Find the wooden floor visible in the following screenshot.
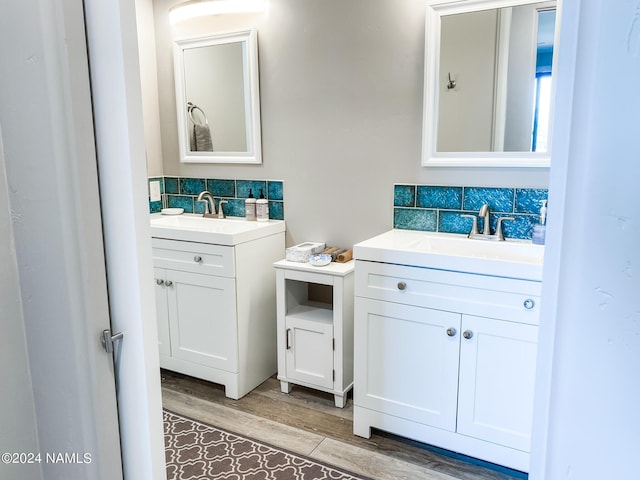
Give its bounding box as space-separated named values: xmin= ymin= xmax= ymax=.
xmin=160 ymin=370 xmax=526 ymax=480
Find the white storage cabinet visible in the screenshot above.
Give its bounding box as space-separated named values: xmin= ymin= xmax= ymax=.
xmin=353 ymin=260 xmax=540 ymax=472
xmin=273 ymin=260 xmax=354 ymax=408
xmin=153 ymin=232 xmax=284 ymax=399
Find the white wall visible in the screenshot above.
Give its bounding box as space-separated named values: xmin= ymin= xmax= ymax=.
xmin=438 ymin=10 xmax=498 ymax=152
xmin=145 ymin=0 xmax=549 ymax=248
xmin=183 ymin=41 xmax=247 ymax=151
xmin=531 ymin=0 xmax=640 ymax=477
xmin=0 ymin=132 xmax=42 ymax=480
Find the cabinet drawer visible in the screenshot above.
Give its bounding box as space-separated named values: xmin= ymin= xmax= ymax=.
xmin=152 ymin=238 xmax=235 ymax=277
xmin=355 ymin=260 xmax=541 ymax=325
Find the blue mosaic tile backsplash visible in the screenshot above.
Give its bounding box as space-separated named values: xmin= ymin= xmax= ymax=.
xmin=394 ymin=184 xmax=548 ymax=240
xmin=148 ymin=176 xmax=285 ymax=221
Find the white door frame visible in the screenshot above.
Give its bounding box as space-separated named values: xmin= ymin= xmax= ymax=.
xmin=83 ymin=0 xmax=167 ymax=478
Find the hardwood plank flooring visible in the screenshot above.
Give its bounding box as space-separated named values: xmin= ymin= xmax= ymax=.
xmin=160 ymin=370 xmax=526 ymax=480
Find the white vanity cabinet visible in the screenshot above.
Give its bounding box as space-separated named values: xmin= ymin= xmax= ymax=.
xmin=353 ymin=259 xmax=541 ymax=472
xmin=152 ymin=229 xmax=284 ymax=400
xmin=273 ymin=260 xmax=354 ymax=408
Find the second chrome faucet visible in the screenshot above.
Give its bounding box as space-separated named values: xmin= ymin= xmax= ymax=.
xmin=197 ymin=190 xmax=228 ymax=219
xmin=461 ymin=204 xmax=514 ymax=241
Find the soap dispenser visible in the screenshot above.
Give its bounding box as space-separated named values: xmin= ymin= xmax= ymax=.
xmin=245 ymin=189 xmax=256 ymax=221
xmin=532 ymin=200 xmax=547 ymax=245
xmin=256 ymin=189 xmax=269 ymax=222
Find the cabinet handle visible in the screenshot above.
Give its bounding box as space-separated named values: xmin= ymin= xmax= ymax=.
xmin=397 ymin=281 xmax=407 ymax=291
xmin=523 ymin=298 xmax=535 ymax=310
xmin=155 ymin=278 xmax=165 ymax=286
xmin=285 ymin=329 xmax=292 ymax=349
xmin=463 ymin=330 xmax=473 ymax=340
xmin=446 ymin=327 xmax=457 ymax=337
xmin=165 ymin=280 xmax=173 ymax=287
xmin=194 ymin=255 xmax=203 ymax=263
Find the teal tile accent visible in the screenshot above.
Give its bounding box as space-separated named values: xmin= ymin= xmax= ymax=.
xmin=167 ymin=195 xmax=194 ymax=213
xmin=164 ymin=177 xmax=179 ymax=194
xmin=208 ymin=179 xmax=236 ymax=197
xmin=515 ymin=188 xmax=548 ymax=214
xmin=225 ymin=199 xmax=246 ymax=217
xmin=494 ymin=214 xmax=538 ymax=239
xmin=417 ymin=186 xmax=463 ymax=210
xmin=463 ymin=187 xmax=514 ymax=213
xmin=267 ymin=181 xmax=284 ymax=200
xmin=150 ymin=176 xmax=285 ymax=220
xmin=194 ymin=199 xmax=207 ymax=214
xmin=394 ymin=208 xmax=437 ymax=231
xmin=180 ymin=177 xmax=205 ymax=195
xmin=149 ymin=201 xmax=162 ymax=213
xmin=269 ymin=201 xmax=284 ymax=220
xmin=237 ymin=180 xmax=267 ymax=199
xmin=394 ymin=185 xmax=416 ymax=207
xmin=438 ymin=211 xmax=473 ymax=235
xmin=391 ymin=184 xmax=547 ymax=240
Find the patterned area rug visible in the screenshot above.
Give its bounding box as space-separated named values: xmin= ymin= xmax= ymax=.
xmin=164 ymin=409 xmax=372 ymax=480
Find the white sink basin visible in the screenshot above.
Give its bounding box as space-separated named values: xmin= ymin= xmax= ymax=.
xmin=354 ymin=229 xmax=544 ymax=281
xmin=150 ymin=213 xmax=285 ymax=245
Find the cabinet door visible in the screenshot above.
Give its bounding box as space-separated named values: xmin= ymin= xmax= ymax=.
xmin=166 ymin=269 xmax=238 ymax=372
xmin=154 ymin=268 xmax=171 ymax=357
xmin=457 ymin=315 xmax=538 ymax=452
xmin=285 ymin=316 xmax=334 ymax=389
xmin=354 ymin=298 xmax=461 ymax=431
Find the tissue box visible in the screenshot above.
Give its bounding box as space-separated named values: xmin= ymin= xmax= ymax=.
xmin=285 ymin=242 xmax=326 ymax=263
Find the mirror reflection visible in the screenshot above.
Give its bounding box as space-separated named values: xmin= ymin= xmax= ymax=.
xmin=174 ymin=30 xmax=262 ymax=164
xmin=437 ymin=4 xmax=556 ymax=153
xmin=423 ymin=0 xmax=558 ymax=167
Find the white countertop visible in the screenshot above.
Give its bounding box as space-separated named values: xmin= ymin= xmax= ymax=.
xmin=353 ymin=229 xmax=544 ymax=281
xmin=273 ymin=258 xmax=354 ymax=276
xmin=150 ymin=213 xmax=285 ymax=246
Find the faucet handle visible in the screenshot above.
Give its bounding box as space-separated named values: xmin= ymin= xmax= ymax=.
xmin=496 ymin=217 xmax=515 ymax=241
xmin=217 ymin=200 xmax=228 ymax=219
xmin=460 ymin=214 xmax=479 ymax=237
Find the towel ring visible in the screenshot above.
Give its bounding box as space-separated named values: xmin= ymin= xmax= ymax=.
xmin=187 ymin=102 xmax=208 ymax=126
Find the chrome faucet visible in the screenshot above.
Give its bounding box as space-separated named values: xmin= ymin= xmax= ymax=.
xmin=461 ymin=204 xmax=514 ymax=241
xmin=479 ymin=204 xmax=491 ymax=235
xmin=196 ymin=191 xmax=227 ymax=219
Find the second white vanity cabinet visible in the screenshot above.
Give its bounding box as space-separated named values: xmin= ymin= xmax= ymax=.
xmin=151 ymin=218 xmax=285 ymax=400
xmin=353 ymin=258 xmax=541 ymax=472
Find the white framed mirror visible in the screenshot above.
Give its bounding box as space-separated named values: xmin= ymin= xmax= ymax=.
xmin=174 ymin=29 xmax=262 ymax=164
xmin=422 ymin=0 xmax=558 ymax=167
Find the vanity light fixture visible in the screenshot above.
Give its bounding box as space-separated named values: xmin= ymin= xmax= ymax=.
xmin=169 ymin=0 xmax=266 ymax=24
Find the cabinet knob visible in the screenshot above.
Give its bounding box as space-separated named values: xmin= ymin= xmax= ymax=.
xmin=446 ymin=327 xmax=457 ymax=337
xmin=165 ymin=280 xmax=173 ymax=287
xmin=463 ymin=330 xmax=473 ymax=340
xmin=523 ymin=298 xmax=535 ymax=310
xmin=155 ymin=278 xmax=165 ymax=286
xmin=194 ymin=255 xmax=203 ymax=263
xmin=397 ymin=281 xmax=407 ymax=291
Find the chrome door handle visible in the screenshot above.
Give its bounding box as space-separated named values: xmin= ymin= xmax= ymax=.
xmin=165 ymin=280 xmax=173 ymax=287
xmin=194 ymin=255 xmax=203 ymax=263
xmin=397 ymin=281 xmax=407 ymax=291
xmin=463 ymin=330 xmax=473 ymax=340
xmin=446 ymin=327 xmax=457 ymax=337
xmin=156 ymin=278 xmax=165 ymax=286
xmin=523 ymin=298 xmax=535 ymax=310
